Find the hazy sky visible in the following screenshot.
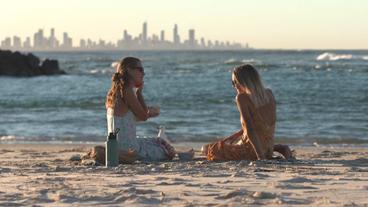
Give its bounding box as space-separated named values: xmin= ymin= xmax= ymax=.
xmin=1 ymin=0 xmax=367 ymax=49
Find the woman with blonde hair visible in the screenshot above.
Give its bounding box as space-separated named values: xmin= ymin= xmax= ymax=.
xmin=103 ymin=57 xmax=176 ymax=162
xmin=203 ymin=64 xmax=292 ymax=161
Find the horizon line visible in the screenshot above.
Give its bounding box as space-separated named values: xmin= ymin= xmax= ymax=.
xmin=2 ymin=48 xmax=368 ymax=52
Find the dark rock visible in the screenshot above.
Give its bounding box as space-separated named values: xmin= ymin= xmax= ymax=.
xmin=40 ymin=59 xmax=65 ymax=75
xmin=26 ymin=53 xmax=41 ymax=74
xmin=0 ymin=50 xmax=66 ymax=77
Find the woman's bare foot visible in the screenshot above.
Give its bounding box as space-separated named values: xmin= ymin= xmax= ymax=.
xmin=201 ymin=144 xmax=210 ymax=156
xmin=177 ymin=149 xmax=194 ymax=161
xmin=273 ymin=144 xmax=293 ymax=159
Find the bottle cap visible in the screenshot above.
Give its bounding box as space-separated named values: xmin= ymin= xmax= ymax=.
xmin=108 ymin=132 xmax=116 ymax=140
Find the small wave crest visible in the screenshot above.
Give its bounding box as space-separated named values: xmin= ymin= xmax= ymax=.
xmin=89 ymin=68 xmax=114 ymax=75
xmin=316 ymin=52 xmax=368 ymax=61
xmin=0 ymin=135 xmax=19 ymax=141
xmin=224 ymin=58 xmax=259 ymax=65
xmin=0 ymin=135 xmax=103 ymax=143
xmin=85 ymin=56 xmax=115 ymax=62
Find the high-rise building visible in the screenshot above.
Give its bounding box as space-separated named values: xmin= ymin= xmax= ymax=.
xmin=62 ymin=32 xmax=72 ymax=48
xmin=63 ymin=32 xmax=68 ymax=47
xmin=87 ymin=39 xmax=93 ymax=48
xmin=124 ymin=30 xmax=129 ymax=41
xmin=80 ymin=39 xmax=86 ymax=48
xmin=215 ymin=40 xmax=219 ymax=48
xmin=49 ymin=28 xmax=58 ymax=48
xmin=33 ymin=29 xmax=45 ymax=49
xmin=123 ymin=30 xmax=132 ymax=43
xmin=200 ymin=38 xmax=206 ymax=48
xmin=1 ymin=37 xmax=11 ymax=48
xmin=142 ymin=22 xmax=147 ymax=45
xmin=188 ymin=29 xmax=195 ymax=47
xmin=13 ymin=36 xmax=22 ymax=48
xmin=98 ymin=39 xmax=105 ymax=48
xmin=23 ymin=37 xmax=31 ymax=49
xmin=173 ymin=24 xmax=180 ymax=45
xmin=160 ymin=30 xmax=165 ymax=42
xmin=207 ymin=40 xmax=213 ymax=48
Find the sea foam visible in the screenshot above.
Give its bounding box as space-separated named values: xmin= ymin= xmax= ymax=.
xmin=316 ymin=52 xmax=368 ymax=61
xmin=224 ymin=58 xmax=259 ymax=65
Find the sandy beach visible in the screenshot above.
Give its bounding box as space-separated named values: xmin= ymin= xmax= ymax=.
xmin=0 ymin=143 xmax=367 ymax=206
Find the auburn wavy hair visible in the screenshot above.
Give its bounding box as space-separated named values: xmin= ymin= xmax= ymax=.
xmin=105 ymin=57 xmax=141 ymax=108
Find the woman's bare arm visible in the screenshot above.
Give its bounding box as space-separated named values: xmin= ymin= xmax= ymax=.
xmin=136 ymin=86 xmax=148 ymax=113
xmin=124 ymin=88 xmax=149 ymax=121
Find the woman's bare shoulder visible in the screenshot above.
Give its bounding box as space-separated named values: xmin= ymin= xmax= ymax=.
xmin=236 ymin=93 xmax=252 ymax=104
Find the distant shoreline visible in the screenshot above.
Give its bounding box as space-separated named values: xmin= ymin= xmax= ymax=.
xmin=5 ymin=48 xmax=367 ymax=52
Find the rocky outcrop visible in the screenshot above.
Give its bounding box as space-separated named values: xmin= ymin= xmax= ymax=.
xmin=0 ymin=50 xmax=66 ymax=77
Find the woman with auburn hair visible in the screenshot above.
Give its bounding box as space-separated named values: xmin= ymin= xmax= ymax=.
xmin=103 ymin=57 xmax=175 ymax=162
xmin=202 ymin=64 xmax=292 ymax=161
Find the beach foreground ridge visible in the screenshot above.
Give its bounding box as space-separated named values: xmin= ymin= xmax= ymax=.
xmin=0 ymin=143 xmax=367 ymax=206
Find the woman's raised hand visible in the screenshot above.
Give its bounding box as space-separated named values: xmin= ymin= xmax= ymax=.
xmin=148 ymin=106 xmax=160 ymax=117
xmin=136 ymin=81 xmax=144 ymax=94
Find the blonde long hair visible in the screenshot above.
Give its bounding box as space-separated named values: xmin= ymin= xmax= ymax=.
xmin=233 ymin=64 xmax=269 ymax=107
xmin=105 ymin=57 xmax=141 ymax=108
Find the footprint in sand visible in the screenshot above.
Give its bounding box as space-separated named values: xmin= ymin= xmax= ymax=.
xmin=0 ymin=167 xmax=11 ymax=173
xmin=0 ymin=149 xmax=15 ymax=154
xmin=282 ymin=177 xmax=315 ymax=183
xmin=275 ymin=183 xmax=318 ymax=190
xmin=255 ymin=172 xmax=270 ymax=179
xmin=123 ymin=187 xmax=157 ymax=195
xmin=184 ymin=183 xmax=201 ymax=187
xmin=252 ymin=191 xmax=277 ymax=199
xmin=124 ymin=196 xmax=162 ymax=205
xmin=215 ymin=190 xmax=249 ymax=199
xmin=274 ymin=197 xmax=313 ymax=205
xmin=216 ymin=190 xmax=278 ymax=200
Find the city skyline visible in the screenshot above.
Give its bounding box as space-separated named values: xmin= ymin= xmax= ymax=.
xmin=0 ymin=22 xmax=249 ymax=51
xmin=0 ymin=0 xmax=367 ymax=49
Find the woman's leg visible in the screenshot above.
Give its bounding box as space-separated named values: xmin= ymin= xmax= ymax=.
xmin=202 ymin=132 xmax=243 ymax=156
xmin=156 ymin=138 xmax=176 ymax=160
xmin=82 ymin=145 xmax=106 ymax=165
xmin=119 ymin=149 xmax=138 ymax=164
xmin=82 ymin=146 xmax=138 ymax=165
xmin=206 ymin=140 xmax=258 ymax=161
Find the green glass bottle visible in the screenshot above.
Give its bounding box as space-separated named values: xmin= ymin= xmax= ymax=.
xmin=105 ymin=128 xmax=119 ymax=167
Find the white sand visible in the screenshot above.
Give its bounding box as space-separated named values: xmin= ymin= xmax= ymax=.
xmin=0 ymin=143 xmax=367 ymax=206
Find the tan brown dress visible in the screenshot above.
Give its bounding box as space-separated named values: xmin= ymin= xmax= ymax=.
xmin=207 ymin=90 xmax=276 ymax=161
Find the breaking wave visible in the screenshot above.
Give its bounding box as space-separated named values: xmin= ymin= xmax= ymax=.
xmin=316 ymin=52 xmax=368 ymax=61
xmin=224 ymin=58 xmax=259 ymax=65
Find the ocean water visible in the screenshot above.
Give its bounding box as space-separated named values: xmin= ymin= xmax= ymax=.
xmin=0 ymin=50 xmax=367 ymax=144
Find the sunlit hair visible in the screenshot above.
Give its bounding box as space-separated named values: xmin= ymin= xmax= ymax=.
xmin=105 ymin=57 xmax=141 ymax=108
xmin=233 ymin=64 xmax=269 ymax=107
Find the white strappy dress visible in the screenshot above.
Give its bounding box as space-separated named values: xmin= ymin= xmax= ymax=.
xmin=107 ymin=110 xmax=170 ymax=161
